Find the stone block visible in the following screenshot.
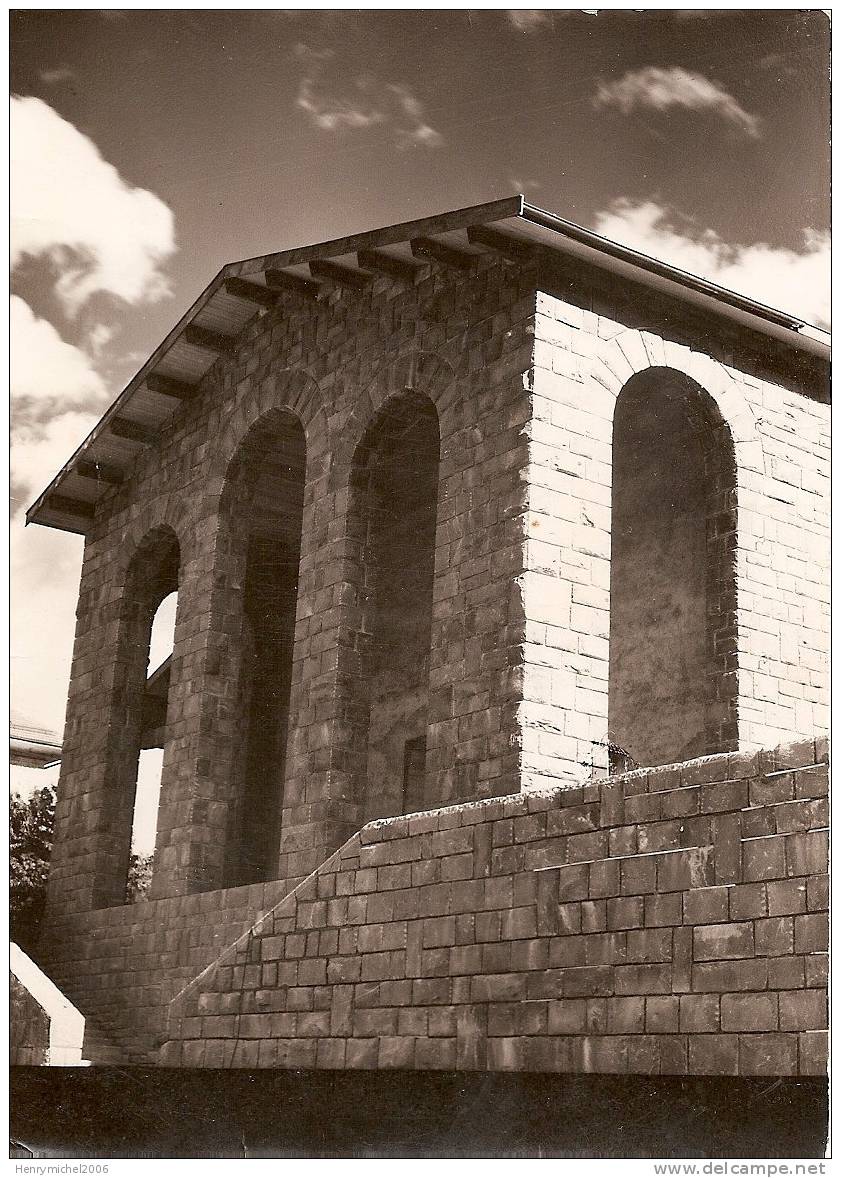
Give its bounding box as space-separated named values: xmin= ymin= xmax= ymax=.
xmin=692 ymin=960 xmax=768 ymax=993
xmin=754 ymin=916 xmax=794 ymax=957
xmin=767 ymin=957 xmax=805 ymax=991
xmin=644 ymin=893 xmax=682 ymax=928
xmin=742 ymin=837 xmax=786 ymax=882
xmin=606 ymin=996 xmax=645 ymax=1034
xmin=683 ymin=886 xmax=730 ymax=925
xmin=613 ymin=964 xmax=672 ymax=995
xmin=778 ymin=989 xmax=827 ymax=1031
xmin=728 ymin=883 xmax=767 ymax=921
xmin=738 ymin=1033 xmax=798 ymax=1075
xmin=688 ymin=1035 xmax=739 ymax=1076
xmin=645 ymin=996 xmax=679 ymax=1033
xmin=798 ymin=1031 xmax=828 ymax=1075
xmin=679 ymin=995 xmax=720 ymax=1033
xmin=720 ymin=993 xmax=778 ymax=1032
xmin=693 ymin=922 xmax=754 ymax=961
xmin=563 ymin=966 xmax=615 ymax=998
xmin=794 ymin=913 xmax=828 ymax=954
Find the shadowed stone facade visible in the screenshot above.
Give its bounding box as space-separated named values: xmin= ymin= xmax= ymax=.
xmin=30 ymin=199 xmax=828 ymax=1072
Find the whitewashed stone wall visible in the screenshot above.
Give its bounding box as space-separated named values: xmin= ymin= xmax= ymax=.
xmin=519 ymin=292 xmax=829 ymax=790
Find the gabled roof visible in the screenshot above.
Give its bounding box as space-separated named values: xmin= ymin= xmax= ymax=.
xmin=26 ymin=195 xmax=830 ymax=535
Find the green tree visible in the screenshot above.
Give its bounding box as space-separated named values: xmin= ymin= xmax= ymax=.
xmin=125 ymin=852 xmax=155 ymax=903
xmin=10 ymin=787 xmax=156 ymax=951
xmin=10 ymin=786 xmax=56 ymax=953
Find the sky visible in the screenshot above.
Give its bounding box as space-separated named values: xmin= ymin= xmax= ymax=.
xmin=9 ymin=8 xmax=830 ymax=847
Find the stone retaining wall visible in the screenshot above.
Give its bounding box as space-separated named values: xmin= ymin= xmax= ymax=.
xmin=159 ymin=737 xmax=828 ymax=1075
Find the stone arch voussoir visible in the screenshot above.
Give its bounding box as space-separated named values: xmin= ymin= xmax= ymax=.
xmin=600 ymin=329 xmax=766 ymax=478
xmin=113 ymin=495 xmax=194 ymax=594
xmin=329 ymin=350 xmax=456 ymax=492
xmin=205 ymin=368 xmax=327 ymax=515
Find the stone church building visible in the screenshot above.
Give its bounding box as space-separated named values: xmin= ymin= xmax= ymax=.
xmin=28 ymin=197 xmax=829 ymax=1075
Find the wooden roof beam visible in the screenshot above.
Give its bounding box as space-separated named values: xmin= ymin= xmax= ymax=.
xmin=146 ymin=373 xmax=199 ymax=401
xmin=183 ymin=324 xmax=237 ymax=354
xmin=223 ymin=276 xmax=279 ymax=308
xmin=75 ymin=460 xmax=124 ymax=486
xmin=356 ymin=249 xmax=427 ymax=285
xmin=309 ymin=259 xmax=373 ymax=290
xmin=45 ymin=494 xmax=95 ymax=521
xmin=109 ymin=417 xmax=158 ymax=445
xmin=410 ymin=236 xmax=480 ymax=271
xmin=467 ymin=224 xmax=537 ymax=262
xmin=264 ymin=268 xmax=323 ymax=300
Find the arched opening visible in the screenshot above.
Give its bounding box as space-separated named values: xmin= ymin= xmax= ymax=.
xmin=346 ymin=390 xmax=440 ymax=820
xmin=100 ymin=527 xmax=179 ymax=907
xmin=609 ymin=369 xmax=737 ymax=769
xmin=127 ymin=589 xmax=178 ymax=900
xmin=221 ymin=410 xmax=306 ymax=886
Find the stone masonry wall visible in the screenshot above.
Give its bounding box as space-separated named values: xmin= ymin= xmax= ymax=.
xmin=46 ymin=256 xmax=537 ymax=918
xmin=160 ymin=738 xmax=828 ymax=1076
xmin=520 ymin=291 xmax=829 ymax=790
xmin=38 ymin=878 xmax=293 ymax=1063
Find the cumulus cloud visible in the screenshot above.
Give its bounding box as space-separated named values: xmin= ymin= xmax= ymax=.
xmin=11 ymin=516 xmax=85 ymax=734
xmin=10 ymin=303 xmax=100 ymax=726
xmin=591 ymin=199 xmax=830 ymax=328
xmin=11 ymin=389 xmax=96 ymax=730
xmin=293 ymin=44 xmax=443 ymax=149
xmin=11 ymin=95 xmax=176 ymax=312
xmin=11 ymin=296 xmax=107 ymax=422
xmin=594 ymin=66 xmax=761 ymax=138
xmin=10 ymin=295 xmax=110 ymax=517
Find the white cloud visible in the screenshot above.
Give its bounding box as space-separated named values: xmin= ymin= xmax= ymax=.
xmin=388 ymin=85 xmax=444 ymax=150
xmin=11 ymin=408 xmax=101 ymax=518
xmin=591 ymin=199 xmax=830 ymax=328
xmin=11 ymin=295 xmax=107 ymax=423
xmin=11 ymin=517 xmax=85 ymax=734
xmin=508 ymin=176 xmax=543 ymax=195
xmin=293 ymin=44 xmax=444 ymax=149
xmin=11 ymin=95 xmax=176 ymax=312
xmin=37 ymin=66 xmax=77 ymax=85
xmin=594 ymin=66 xmax=761 ymax=139
xmin=506 ymin=10 xmax=551 ymax=33
xmin=10 ymin=296 xmax=109 ymax=519
xmin=9 ymin=295 xmax=105 ymax=702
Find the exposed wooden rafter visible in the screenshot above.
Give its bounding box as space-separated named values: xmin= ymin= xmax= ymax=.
xmin=146 ymin=374 xmax=199 ymax=401
xmin=356 ymin=249 xmax=427 ymax=285
xmin=309 ymin=259 xmax=373 ymax=290
xmin=45 ymin=494 xmax=95 ymax=520
xmin=109 ymin=417 xmax=157 ymax=445
xmin=410 ymin=237 xmax=480 ymax=271
xmin=264 ymin=268 xmax=322 ymax=299
xmin=183 ymin=324 xmax=237 ymax=354
xmin=75 ymin=460 xmax=124 ymax=485
xmin=467 ymin=224 xmax=537 ymax=262
xmin=223 ymin=276 xmax=279 ymax=307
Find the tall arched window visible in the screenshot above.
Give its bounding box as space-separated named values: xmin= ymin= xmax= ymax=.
xmin=219 ymin=410 xmax=306 ymax=886
xmin=127 ymin=589 xmax=177 ymax=899
xmin=345 ymin=390 xmax=440 ymax=820
xmin=609 ymin=369 xmax=737 ymax=769
xmin=99 ymin=527 xmax=180 ymax=907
